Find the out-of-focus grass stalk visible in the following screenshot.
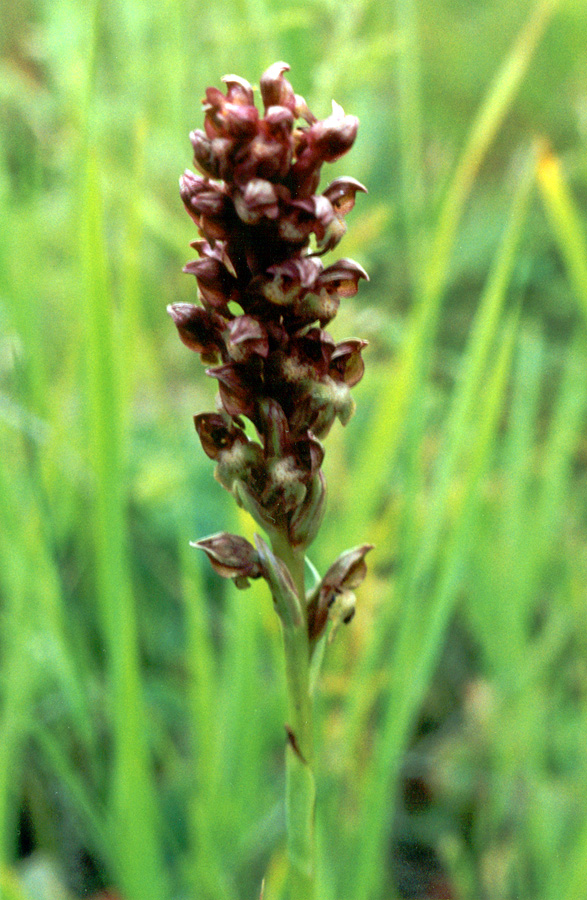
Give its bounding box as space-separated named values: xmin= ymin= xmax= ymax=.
xmin=344 ymin=150 xmax=535 ymax=770
xmin=537 ymin=145 xmax=587 ymax=324
xmin=81 ymin=152 xmax=166 ymax=900
xmin=403 ymin=152 xmax=536 ymax=593
xmin=528 ymin=333 xmax=587 ymax=598
xmin=120 ymin=117 xmax=162 ymax=404
xmin=349 ymin=310 xmax=520 ymax=900
xmin=396 ymin=0 xmax=424 ymax=295
xmin=348 ymin=0 xmax=560 ymax=543
xmin=0 ymin=445 xmax=35 ymax=869
xmin=536 ymin=151 xmax=587 ymax=900
xmin=181 ymin=540 xmax=238 ymax=900
xmin=523 ymin=334 xmax=587 ymax=900
xmin=424 ymin=0 xmax=560 ymax=305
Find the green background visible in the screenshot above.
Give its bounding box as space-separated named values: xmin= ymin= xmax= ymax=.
xmin=2 ymin=0 xmax=587 ymax=898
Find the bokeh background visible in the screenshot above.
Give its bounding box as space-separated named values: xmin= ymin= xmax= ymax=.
xmin=2 ymin=0 xmax=587 ymax=898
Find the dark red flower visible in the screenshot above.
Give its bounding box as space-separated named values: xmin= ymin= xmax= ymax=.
xmin=167 ymin=303 xmax=225 ymax=362
xmin=206 ymin=362 xmax=259 ymax=419
xmin=226 ymin=315 xmax=270 ymax=362
xmin=193 ymin=413 xmax=247 ymax=460
xmin=183 ymin=243 xmax=241 ymax=312
xmin=203 ymin=86 xmax=259 ymax=138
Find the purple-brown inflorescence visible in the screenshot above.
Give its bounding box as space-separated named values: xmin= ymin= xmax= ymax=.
xmin=169 ymin=63 xmax=372 ymax=637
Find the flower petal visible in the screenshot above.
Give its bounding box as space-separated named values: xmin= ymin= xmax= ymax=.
xmin=321 ymin=544 xmax=374 ymax=597
xmin=310 ymin=104 xmax=359 ymax=162
xmin=221 ymin=74 xmax=255 ymax=106
xmin=307 ymin=544 xmax=374 ymax=639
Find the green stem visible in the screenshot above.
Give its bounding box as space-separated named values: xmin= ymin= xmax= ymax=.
xmin=271 ymin=535 xmax=316 ymax=900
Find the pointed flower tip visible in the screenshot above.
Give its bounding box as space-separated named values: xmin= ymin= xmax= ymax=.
xmin=166 ymin=302 xmax=193 ymax=324
xmin=221 ymin=73 xmax=252 ymax=88
xmin=338 ymin=258 xmax=369 ymax=282
xmin=333 ymin=176 xmax=368 ymax=193
xmin=323 ymin=543 xmax=374 ymax=592
xmin=265 ymin=60 xmax=291 ymax=77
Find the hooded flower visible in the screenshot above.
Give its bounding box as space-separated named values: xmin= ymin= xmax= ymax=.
xmin=307 ymin=544 xmax=374 ymax=640
xmin=190 ymin=533 xmax=263 ymax=588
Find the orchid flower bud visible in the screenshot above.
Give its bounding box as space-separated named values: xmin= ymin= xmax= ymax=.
xmin=322 ymin=177 xmax=368 ymax=216
xmin=262 ymin=455 xmax=308 ymax=513
xmin=203 ymin=86 xmax=259 ymax=138
xmin=194 ymin=413 xmax=263 ymax=493
xmin=183 ymin=254 xmax=240 ymax=313
xmin=191 ymin=532 xmax=263 ymax=588
xmin=258 ymin=257 xmax=322 ymax=307
xmin=206 ymin=362 xmax=259 ymax=419
xmin=260 ymin=62 xmax=296 ymax=113
xmin=233 ymin=178 xmax=280 ymax=224
xmin=330 ymin=339 xmax=368 ymax=387
xmin=190 ymin=129 xmax=223 ymax=178
xmin=193 ymin=413 xmax=247 ymax=460
xmin=310 ymin=101 xmax=359 ymax=162
xmin=221 ymin=74 xmax=255 ymax=106
xmin=318 ymin=258 xmax=369 ymax=298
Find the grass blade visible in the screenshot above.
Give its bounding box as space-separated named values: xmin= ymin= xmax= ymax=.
xmin=181 ymin=538 xmax=239 ymax=900
xmin=344 ymin=154 xmax=534 ymax=769
xmin=537 ymin=145 xmax=587 ymax=325
xmin=396 ymin=0 xmax=425 ymax=293
xmin=349 ymin=312 xmax=519 ymax=900
xmin=80 ymin=151 xmax=167 ymax=900
xmin=347 ymin=0 xmax=559 ymax=541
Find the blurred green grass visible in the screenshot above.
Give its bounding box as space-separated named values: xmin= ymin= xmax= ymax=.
xmin=2 ymin=0 xmax=587 ymax=898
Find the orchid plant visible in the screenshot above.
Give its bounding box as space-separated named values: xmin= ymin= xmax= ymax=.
xmin=168 ymin=62 xmax=373 ymax=900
